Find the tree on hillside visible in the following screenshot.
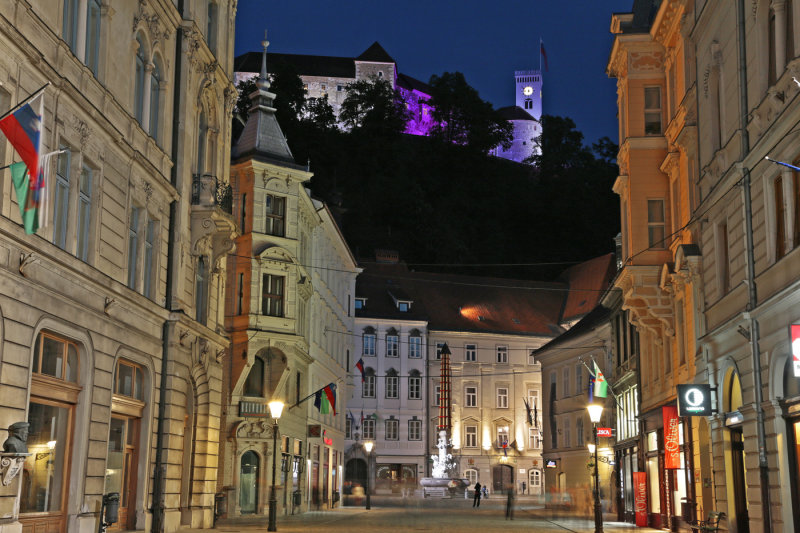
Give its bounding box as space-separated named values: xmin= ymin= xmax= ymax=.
xmin=427 ymin=71 xmax=513 ymax=154
xmin=303 ymin=95 xmax=336 ymax=131
xmin=339 ymin=77 xmax=409 ymax=134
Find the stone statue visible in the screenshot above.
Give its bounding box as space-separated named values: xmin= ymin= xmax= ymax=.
xmin=3 ymin=422 xmax=29 ymax=454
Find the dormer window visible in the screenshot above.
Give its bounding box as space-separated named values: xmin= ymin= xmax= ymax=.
xmin=398 ymin=301 xmax=410 ymax=312
xmin=355 ymin=298 xmax=366 ymax=310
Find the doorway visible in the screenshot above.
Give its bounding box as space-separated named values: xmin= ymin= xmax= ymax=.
xmin=106 ymin=416 xmax=139 ymax=529
xmin=239 ymin=451 xmax=259 ymax=514
xmin=730 ymin=429 xmax=750 ymax=533
xmin=492 ymin=464 xmax=514 ymax=493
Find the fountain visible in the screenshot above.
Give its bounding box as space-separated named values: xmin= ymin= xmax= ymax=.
xmin=419 ymin=430 xmax=468 ymax=497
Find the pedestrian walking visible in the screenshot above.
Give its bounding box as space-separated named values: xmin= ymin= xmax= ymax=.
xmin=505 ymin=486 xmax=515 ymax=520
xmin=473 ymin=482 xmax=482 ymax=507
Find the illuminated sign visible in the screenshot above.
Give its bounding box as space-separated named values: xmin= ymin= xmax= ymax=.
xmin=663 ymin=406 xmax=680 ymax=469
xmin=545 ymin=459 xmax=557 ymax=468
xmin=676 ymin=384 xmax=712 ymax=417
xmin=792 ymin=325 xmax=800 ymax=377
xmin=596 ymin=427 xmax=613 ymax=437
xmin=633 ymin=472 xmax=647 ymax=526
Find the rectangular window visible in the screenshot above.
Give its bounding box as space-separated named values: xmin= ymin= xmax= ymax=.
xmin=529 ymin=427 xmax=540 ymax=449
xmin=345 ymin=418 xmax=351 ymax=439
xmin=237 ymin=272 xmax=244 ymax=315
xmin=386 ymin=335 xmax=399 ymax=357
xmin=85 ymin=0 xmax=101 ymax=75
xmin=362 ymin=418 xmax=375 ymax=439
xmin=575 ymin=364 xmax=583 ymax=394
xmin=143 ymin=218 xmax=156 ymax=298
xmin=409 ymin=376 xmax=421 ymax=399
xmin=206 ymin=1 xmax=218 ymax=55
xmin=465 ymin=386 xmax=477 ymax=407
xmin=363 ymin=334 xmax=376 ymax=356
xmin=562 ymin=367 xmax=570 ymax=397
xmin=775 ymin=176 xmax=787 ymax=260
xmin=648 ymin=199 xmax=666 ymax=248
xmin=465 ymin=344 xmax=477 ymax=362
xmin=261 ymin=274 xmax=284 ymax=316
xmin=127 ymin=207 xmax=141 ymax=289
xmin=355 ymin=298 xmax=365 ymax=310
xmin=496 ymin=346 xmax=508 ymax=364
xmin=434 ymin=385 xmax=440 ymax=407
xmin=644 ymin=86 xmax=662 ymax=135
xmin=408 ymin=336 xmax=421 ymax=358
xmin=576 ymin=418 xmax=584 ymax=445
xmin=717 ymin=222 xmax=730 ymax=295
xmin=54 ymin=149 xmax=71 ymax=250
xmin=62 ymin=0 xmax=79 ymax=51
xmin=77 ymin=164 xmax=93 ymax=261
xmin=385 ymin=375 xmax=398 ymax=399
xmin=496 ymin=426 xmax=509 ymax=448
xmin=564 ymin=418 xmax=571 ymax=448
xmin=363 ymin=375 xmax=375 ymax=398
xmin=465 ymin=426 xmax=478 ymax=448
xmin=497 ymin=387 xmax=508 ymax=408
xmin=385 ymin=419 xmax=399 ymax=440
xmin=408 ymin=419 xmax=421 ymax=440
xmin=265 ymin=194 xmax=286 ymax=236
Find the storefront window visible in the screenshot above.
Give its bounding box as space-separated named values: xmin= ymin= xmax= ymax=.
xmin=21 ymin=402 xmax=72 ymax=513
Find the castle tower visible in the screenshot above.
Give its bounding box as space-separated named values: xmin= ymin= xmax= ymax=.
xmin=515 ymin=69 xmax=543 ymax=121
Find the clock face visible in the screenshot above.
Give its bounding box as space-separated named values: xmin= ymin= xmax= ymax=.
xmin=523 ymin=86 xmax=533 ymax=96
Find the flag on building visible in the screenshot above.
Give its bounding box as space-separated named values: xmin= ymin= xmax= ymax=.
xmin=355 ymin=358 xmax=365 ymax=382
xmin=533 ymin=398 xmax=539 ymax=428
xmin=0 ymin=91 xmax=44 ymax=183
xmin=540 ymin=40 xmax=549 ymax=71
xmin=324 ymin=383 xmax=337 ymax=415
xmin=314 ymin=383 xmax=337 ymax=415
xmin=10 ymin=163 xmax=39 ymax=234
xmin=524 ymin=397 xmax=533 ymax=426
xmin=593 ymin=361 xmax=608 ymax=398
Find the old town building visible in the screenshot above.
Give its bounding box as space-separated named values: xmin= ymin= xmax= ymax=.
xmin=0 ymin=1 xmax=238 ymax=533
xmin=219 ymin=38 xmax=357 ymax=520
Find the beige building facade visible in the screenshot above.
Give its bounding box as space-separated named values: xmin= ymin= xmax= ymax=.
xmin=0 ymin=2 xmax=238 ymax=533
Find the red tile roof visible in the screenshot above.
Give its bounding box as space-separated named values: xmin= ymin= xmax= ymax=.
xmin=558 ymin=253 xmax=616 ymax=323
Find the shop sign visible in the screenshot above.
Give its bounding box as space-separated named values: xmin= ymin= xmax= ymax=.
xmin=545 ymin=459 xmax=557 ymax=468
xmin=596 ymin=427 xmax=612 ymax=437
xmin=792 ymin=325 xmax=800 ymax=376
xmin=308 ymin=424 xmax=321 ymax=437
xmin=663 ymin=406 xmax=680 ymax=469
xmin=633 ymin=471 xmax=647 ymax=526
xmin=677 ymin=384 xmax=712 ymax=416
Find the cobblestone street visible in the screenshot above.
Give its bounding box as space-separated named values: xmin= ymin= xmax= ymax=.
xmin=208 ymin=497 xmax=663 ymax=533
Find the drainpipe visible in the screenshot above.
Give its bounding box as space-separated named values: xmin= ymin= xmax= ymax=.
xmin=152 ymin=4 xmax=183 ymax=531
xmin=736 ymin=0 xmax=772 ymax=530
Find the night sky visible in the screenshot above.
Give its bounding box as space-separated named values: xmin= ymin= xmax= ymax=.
xmin=234 ymin=0 xmax=633 ymax=145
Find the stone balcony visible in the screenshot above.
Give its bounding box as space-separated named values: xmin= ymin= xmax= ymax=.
xmin=190 ymin=173 xmax=238 ymax=266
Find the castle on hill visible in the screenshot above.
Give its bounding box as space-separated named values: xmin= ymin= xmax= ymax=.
xmin=234 ymin=41 xmax=542 ymax=163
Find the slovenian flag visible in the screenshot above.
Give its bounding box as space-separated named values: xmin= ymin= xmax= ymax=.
xmin=355 ymin=358 xmax=365 ymax=382
xmin=593 ymin=361 xmax=608 ymax=398
xmin=314 ymin=383 xmax=337 ymax=415
xmin=540 ymin=40 xmax=549 ymax=71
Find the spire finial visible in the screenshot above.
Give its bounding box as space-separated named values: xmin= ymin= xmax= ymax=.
xmin=258 ymin=29 xmax=270 ymax=90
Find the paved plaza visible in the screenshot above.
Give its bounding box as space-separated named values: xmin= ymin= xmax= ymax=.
xmin=208 ymin=497 xmax=663 ymax=533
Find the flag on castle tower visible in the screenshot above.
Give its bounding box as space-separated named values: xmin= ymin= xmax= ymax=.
xmin=540 ymin=40 xmax=549 ymax=72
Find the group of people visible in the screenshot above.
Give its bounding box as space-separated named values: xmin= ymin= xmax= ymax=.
xmin=472 ymin=482 xmax=515 ymax=519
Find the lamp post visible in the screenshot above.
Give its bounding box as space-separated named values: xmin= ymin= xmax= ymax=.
xmin=587 ymin=402 xmax=604 ymax=533
xmin=363 ymin=440 xmax=373 ymax=510
xmin=268 ymin=400 xmax=284 ymax=532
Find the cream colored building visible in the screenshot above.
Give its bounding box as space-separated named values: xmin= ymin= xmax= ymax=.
xmin=220 ymin=44 xmax=357 ymax=520
xmin=0 ymin=2 xmax=238 ymax=533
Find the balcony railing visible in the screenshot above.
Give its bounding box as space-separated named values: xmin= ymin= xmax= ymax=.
xmin=191 ymin=173 xmax=232 ymax=214
xmin=239 ymin=400 xmax=269 ymax=417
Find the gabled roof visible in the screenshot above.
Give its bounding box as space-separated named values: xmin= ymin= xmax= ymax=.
xmin=356 ymin=41 xmax=395 ymax=63
xmin=396 ymin=73 xmax=433 ymax=96
xmin=497 ymin=106 xmax=538 ymax=121
xmin=559 ymin=253 xmax=616 ymax=323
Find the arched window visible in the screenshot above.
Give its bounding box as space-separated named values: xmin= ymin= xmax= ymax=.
xmin=464 ymin=468 xmax=478 ymax=485
xmin=149 ymin=58 xmax=162 ymax=144
xmin=197 ymin=111 xmax=207 ymax=174
xmin=244 ymin=357 xmax=265 ymax=397
xmin=239 ymin=451 xmax=259 ymax=514
xmin=134 ymin=35 xmax=146 ymax=125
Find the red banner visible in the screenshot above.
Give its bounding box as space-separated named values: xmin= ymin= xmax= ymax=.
xmin=597 ymin=427 xmax=612 ymax=437
xmin=633 ymin=471 xmax=647 ymax=526
xmin=663 ymin=405 xmax=681 ymax=469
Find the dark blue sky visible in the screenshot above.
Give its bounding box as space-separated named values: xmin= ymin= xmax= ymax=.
xmin=234 ymin=0 xmax=633 ymax=145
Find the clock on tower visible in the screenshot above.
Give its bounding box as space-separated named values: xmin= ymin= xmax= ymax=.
xmin=523 ymin=86 xmax=533 ymax=96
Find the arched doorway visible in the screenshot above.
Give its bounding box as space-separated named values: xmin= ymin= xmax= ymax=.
xmin=239 ymin=451 xmax=259 ymax=514
xmin=492 ymin=464 xmax=514 ymax=493
xmin=345 ymin=458 xmax=367 ymax=500
xmin=724 ymin=369 xmax=749 ymax=533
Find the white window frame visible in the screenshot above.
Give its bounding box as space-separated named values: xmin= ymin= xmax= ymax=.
xmin=434 ymin=385 xmax=440 ymax=407
xmin=497 ymin=387 xmax=508 ymax=408
xmin=528 ymin=427 xmax=540 ymax=449
xmin=408 ymin=419 xmax=421 ymax=440
xmin=408 ymin=335 xmax=421 ymax=358
xmin=465 ymin=425 xmax=478 ymax=448
xmin=385 ymin=374 xmax=398 ymax=399
xmin=496 ymin=345 xmax=508 ymax=364
xmin=464 ymin=468 xmax=478 ymax=484
xmin=385 ymin=418 xmax=399 ymax=440
xmin=465 ymin=386 xmax=477 ymax=407
xmin=363 ymin=375 xmax=375 ymax=398
xmin=363 ymin=333 xmax=376 ymax=356
xmin=386 ymin=334 xmax=399 ymax=357
xmin=530 ymin=469 xmax=541 ymax=488
xmin=76 ymin=163 xmax=93 ymax=262
xmin=644 ymin=86 xmax=662 ymax=135
xmin=465 ymin=343 xmax=477 ymax=362
xmin=408 ymin=375 xmax=421 ymax=399
xmin=647 ymin=199 xmax=666 ymax=249
xmin=496 ymin=425 xmax=509 ymax=448
xmin=363 ymin=418 xmax=375 ymax=439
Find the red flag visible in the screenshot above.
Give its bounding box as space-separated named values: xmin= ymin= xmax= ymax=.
xmin=540 ymin=42 xmax=549 ymax=71
xmin=355 ymin=358 xmax=365 ymax=382
xmin=324 ymin=383 xmax=337 ymax=416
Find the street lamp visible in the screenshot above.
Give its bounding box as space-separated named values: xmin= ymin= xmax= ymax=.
xmin=363 ymin=440 xmax=373 ymax=510
xmin=268 ymin=400 xmax=284 ymax=532
xmin=587 ymin=402 xmax=604 ymax=533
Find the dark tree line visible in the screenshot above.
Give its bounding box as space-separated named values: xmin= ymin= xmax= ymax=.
xmin=234 ymin=68 xmax=619 ymax=280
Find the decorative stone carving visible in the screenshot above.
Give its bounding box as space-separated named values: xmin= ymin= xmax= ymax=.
xmin=236 ymin=420 xmax=272 ymax=440
xmin=183 ymin=26 xmax=201 ymax=67
xmin=133 ymin=0 xmax=171 ymax=43
xmin=0 ymin=455 xmax=27 ymax=486
xmin=2 ymin=423 xmax=29 ymax=454
xmin=630 ymin=51 xmax=663 ymax=71
xmin=73 ymin=117 xmax=91 ymax=149
xmin=224 ymin=86 xmax=237 ymax=118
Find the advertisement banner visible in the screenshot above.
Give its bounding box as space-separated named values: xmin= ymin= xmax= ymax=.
xmin=663 ymin=405 xmax=681 ymax=469
xmin=633 ymin=471 xmax=648 ymax=526
xmin=792 ymin=325 xmax=800 ymax=376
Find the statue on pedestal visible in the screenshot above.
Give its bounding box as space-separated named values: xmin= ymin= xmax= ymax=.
xmin=3 ymin=422 xmax=29 ymax=454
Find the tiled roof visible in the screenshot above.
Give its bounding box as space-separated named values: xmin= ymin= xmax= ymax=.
xmin=356 ymin=42 xmax=395 ymax=63
xmin=497 ymin=106 xmax=538 ymax=121
xmin=355 ymin=263 xmax=429 ymax=321
xmin=396 ymin=73 xmax=433 ymax=95
xmin=559 ymin=253 xmax=616 ymax=323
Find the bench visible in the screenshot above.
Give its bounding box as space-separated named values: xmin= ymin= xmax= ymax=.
xmin=690 ymin=511 xmax=726 ymax=533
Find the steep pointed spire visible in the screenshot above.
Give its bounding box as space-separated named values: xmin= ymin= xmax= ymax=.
xmin=232 ymin=29 xmax=295 ymax=164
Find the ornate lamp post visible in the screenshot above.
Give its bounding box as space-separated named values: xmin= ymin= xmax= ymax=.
xmin=587 ymin=402 xmax=604 ymax=533
xmin=363 ymin=440 xmax=373 ymax=510
xmin=267 ymin=400 xmax=284 ymax=532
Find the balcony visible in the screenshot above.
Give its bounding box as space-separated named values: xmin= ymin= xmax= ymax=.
xmin=239 ymin=399 xmax=270 ymax=417
xmin=190 ymin=173 xmax=237 ymax=268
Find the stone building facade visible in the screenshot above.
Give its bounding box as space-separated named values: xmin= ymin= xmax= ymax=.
xmin=220 ymin=43 xmax=357 ymax=520
xmin=0 ymin=1 xmax=238 ymax=533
